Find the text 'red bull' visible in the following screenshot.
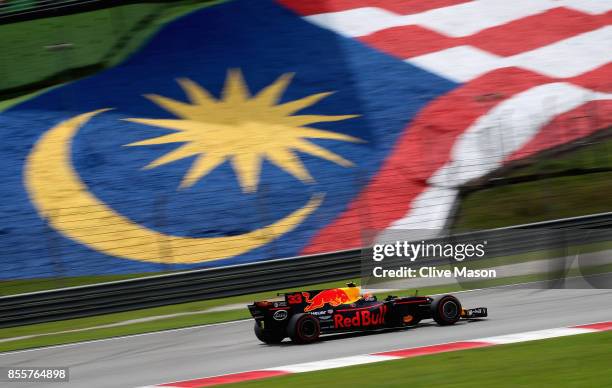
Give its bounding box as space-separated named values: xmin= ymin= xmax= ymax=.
xmin=334 ymin=305 xmax=387 ymax=328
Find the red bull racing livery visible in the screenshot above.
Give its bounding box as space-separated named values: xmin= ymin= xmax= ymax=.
xmin=248 ymin=284 xmax=487 ymax=344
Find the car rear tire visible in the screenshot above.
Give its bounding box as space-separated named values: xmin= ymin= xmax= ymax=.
xmin=254 ymin=322 xmax=285 ymax=344
xmin=431 ymin=295 xmax=462 ymax=325
xmin=287 ymin=313 xmax=320 ymax=344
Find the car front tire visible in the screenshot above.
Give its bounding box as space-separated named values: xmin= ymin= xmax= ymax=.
xmin=431 ymin=295 xmax=462 ymax=325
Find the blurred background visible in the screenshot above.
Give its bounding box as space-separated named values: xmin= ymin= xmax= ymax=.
xmin=0 ymin=0 xmax=610 ymax=295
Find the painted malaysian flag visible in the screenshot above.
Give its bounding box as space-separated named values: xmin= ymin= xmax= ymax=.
xmin=283 ymin=0 xmax=612 ymax=253
xmin=0 ymin=0 xmax=609 ymax=277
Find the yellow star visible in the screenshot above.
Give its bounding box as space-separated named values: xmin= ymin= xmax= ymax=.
xmin=124 ymin=69 xmax=363 ymax=192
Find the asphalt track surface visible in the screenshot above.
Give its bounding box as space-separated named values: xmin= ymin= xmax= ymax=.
xmin=2 ymin=275 xmax=612 ymax=388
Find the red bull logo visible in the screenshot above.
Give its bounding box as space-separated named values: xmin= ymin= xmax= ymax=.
xmin=333 ymin=305 xmax=388 ymax=328
xmin=302 ymin=287 xmax=360 ymax=312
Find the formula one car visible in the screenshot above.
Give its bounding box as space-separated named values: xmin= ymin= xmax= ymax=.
xmin=248 ymin=283 xmax=487 ymax=344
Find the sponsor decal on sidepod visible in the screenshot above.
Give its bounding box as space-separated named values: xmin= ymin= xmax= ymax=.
xmin=334 ymin=305 xmax=387 ymax=328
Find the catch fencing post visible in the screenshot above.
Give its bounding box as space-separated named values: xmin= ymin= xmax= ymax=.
xmin=45 ymin=209 xmax=66 ymax=289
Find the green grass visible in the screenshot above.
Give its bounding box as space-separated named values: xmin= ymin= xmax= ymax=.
xmin=0 ymin=272 xmax=170 ymax=296
xmin=221 ymin=330 xmax=612 ymax=388
xmin=508 ymin=139 xmax=612 ymax=175
xmin=453 ymin=138 xmax=612 ymax=231
xmin=454 ymin=172 xmax=612 ymax=230
xmin=0 ymin=0 xmax=223 ymax=95
xmin=0 ymin=309 xmax=249 ymax=353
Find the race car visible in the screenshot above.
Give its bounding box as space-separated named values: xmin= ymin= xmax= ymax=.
xmin=248 ymin=283 xmax=487 ymax=344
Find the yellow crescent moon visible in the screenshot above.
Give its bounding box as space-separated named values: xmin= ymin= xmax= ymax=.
xmin=25 ymin=109 xmax=323 ymax=264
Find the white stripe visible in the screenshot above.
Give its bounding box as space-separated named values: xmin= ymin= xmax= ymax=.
xmin=387 ymin=187 xmax=457 ymax=230
xmin=266 ymin=354 xmax=400 ymax=373
xmin=512 ymin=26 xmax=612 ymax=78
xmin=432 ymin=83 xmax=610 ymax=187
xmin=559 ymin=0 xmax=612 ymax=14
xmin=407 ymin=27 xmax=612 ymax=82
xmin=407 ymin=45 xmax=501 ymax=83
xmin=388 ymin=83 xmax=611 ymax=230
xmin=303 ymin=0 xmax=609 ymax=38
xmin=406 ymin=0 xmax=558 ymax=38
xmin=304 ymin=7 xmax=399 ymax=37
xmin=476 ymin=327 xmax=597 ymax=344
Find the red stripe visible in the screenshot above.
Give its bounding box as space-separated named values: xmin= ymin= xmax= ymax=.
xmin=159 ymin=370 xmax=289 ymax=387
xmin=506 ymin=100 xmax=612 ymax=163
xmin=276 ymin=0 xmax=471 ymax=16
xmin=360 ymin=25 xmax=454 ymax=59
xmin=302 ymin=67 xmax=551 ymax=254
xmin=360 ymin=8 xmax=610 ymax=59
xmin=567 ymin=62 xmax=612 ymax=93
xmin=375 ymin=341 xmax=492 ymax=357
xmin=465 ymin=8 xmax=611 ymax=57
xmin=573 ymin=321 xmax=612 ymax=331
